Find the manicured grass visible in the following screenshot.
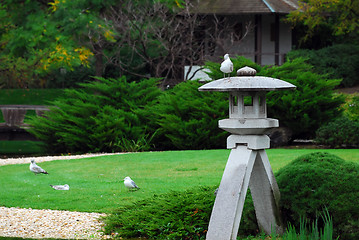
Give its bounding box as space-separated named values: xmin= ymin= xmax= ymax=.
xmin=0 ymin=149 xmax=358 ymax=214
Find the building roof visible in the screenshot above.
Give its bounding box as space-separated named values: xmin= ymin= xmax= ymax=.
xmin=192 ymin=0 xmax=299 ymax=14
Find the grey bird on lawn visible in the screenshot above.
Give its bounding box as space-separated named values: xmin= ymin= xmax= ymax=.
xmin=50 ymin=184 xmax=70 ymax=190
xmin=123 ymin=176 xmax=140 ymax=190
xmin=30 ymin=159 xmax=48 ymax=175
xmin=220 ymin=53 xmax=233 ymax=78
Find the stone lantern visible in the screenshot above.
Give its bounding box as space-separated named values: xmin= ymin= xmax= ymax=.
xmin=198 ymin=66 xmax=296 ymax=240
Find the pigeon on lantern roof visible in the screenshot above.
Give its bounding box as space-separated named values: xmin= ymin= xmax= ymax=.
xmin=220 ymin=54 xmax=233 ymax=78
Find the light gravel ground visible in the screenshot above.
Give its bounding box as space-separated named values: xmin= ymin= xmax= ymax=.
xmin=0 ymin=153 xmax=123 ymax=239
xmin=0 ymin=152 xmax=122 ymax=166
xmin=0 ymin=207 xmax=107 ymax=239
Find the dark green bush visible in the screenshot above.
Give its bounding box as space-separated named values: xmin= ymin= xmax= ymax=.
xmin=103 ymin=186 xmax=259 ymax=239
xmin=315 ymin=116 xmax=359 ymax=148
xmin=28 ymin=76 xmax=161 ymax=153
xmin=204 ymin=56 xmax=345 ymax=139
xmin=276 ymin=152 xmax=359 ymax=240
xmin=148 ymin=80 xmax=229 ymax=150
xmin=287 ymin=44 xmax=359 ymax=87
xmin=263 ymin=58 xmax=345 ymax=139
xmin=46 ymin=66 xmax=95 ymax=88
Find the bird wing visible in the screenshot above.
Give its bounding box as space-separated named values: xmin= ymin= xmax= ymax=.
xmin=131 ymin=180 xmax=139 ymax=188
xmin=31 ymin=164 xmax=44 ymax=173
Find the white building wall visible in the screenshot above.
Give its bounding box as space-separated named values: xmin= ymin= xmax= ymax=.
xmin=279 ymin=19 xmax=292 ymax=65
xmin=261 ymin=15 xmax=275 ymax=65
xmin=221 ymin=14 xmax=292 ymax=66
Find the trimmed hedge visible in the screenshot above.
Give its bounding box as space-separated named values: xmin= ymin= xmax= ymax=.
xmin=276 ymin=152 xmax=359 ymax=240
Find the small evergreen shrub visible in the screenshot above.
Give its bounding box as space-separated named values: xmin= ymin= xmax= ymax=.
xmin=28 ymin=76 xmax=161 ymax=153
xmin=276 ymin=152 xmax=359 ymax=240
xmin=287 ymin=44 xmax=359 ymax=87
xmin=315 ymin=116 xmax=359 ymax=148
xmin=103 ymin=187 xmax=259 ymax=239
xmin=148 ymin=80 xmax=229 ymax=150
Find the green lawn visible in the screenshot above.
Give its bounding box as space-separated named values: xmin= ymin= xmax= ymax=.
xmin=0 ymin=149 xmax=358 ymax=213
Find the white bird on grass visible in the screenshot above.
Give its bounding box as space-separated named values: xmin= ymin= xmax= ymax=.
xmin=50 ymin=184 xmax=70 ymax=190
xmin=123 ymin=176 xmax=140 ymax=190
xmin=30 ymin=160 xmax=48 ymax=175
xmin=220 ymin=53 xmax=233 ymax=78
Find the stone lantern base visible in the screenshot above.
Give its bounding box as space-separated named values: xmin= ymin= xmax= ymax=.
xmin=206 ymin=135 xmax=283 ymax=240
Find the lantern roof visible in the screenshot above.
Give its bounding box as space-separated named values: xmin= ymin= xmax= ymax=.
xmin=198 ymin=66 xmax=296 ymax=92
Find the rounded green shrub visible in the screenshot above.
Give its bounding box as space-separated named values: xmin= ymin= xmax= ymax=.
xmin=315 ymin=116 xmax=359 ymax=148
xmin=276 ymin=152 xmax=359 ymax=240
xmin=103 ymin=187 xmax=259 ymax=239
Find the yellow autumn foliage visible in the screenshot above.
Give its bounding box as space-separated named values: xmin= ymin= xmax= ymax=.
xmin=48 ymin=0 xmax=66 ymax=12
xmin=41 ymin=44 xmax=93 ymax=71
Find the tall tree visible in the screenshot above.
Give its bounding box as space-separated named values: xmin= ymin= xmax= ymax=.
xmin=1 ymin=0 xmax=251 ymax=87
xmin=0 ymin=0 xmax=106 ymax=87
xmin=102 ymin=0 xmax=252 ymax=86
xmin=287 ymin=0 xmax=359 ymax=39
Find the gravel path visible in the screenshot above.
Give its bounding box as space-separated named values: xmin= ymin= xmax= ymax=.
xmin=0 ymin=153 xmax=123 ymax=239
xmin=0 ymin=152 xmax=122 ymax=166
xmin=0 ymin=207 xmax=107 ymax=239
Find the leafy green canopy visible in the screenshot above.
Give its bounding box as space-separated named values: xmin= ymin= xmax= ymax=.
xmin=0 ymin=0 xmax=195 ymax=88
xmin=0 ymin=0 xmax=105 ymax=87
xmin=27 ymin=77 xmax=161 ymax=153
xmin=286 ymin=0 xmax=359 ymax=37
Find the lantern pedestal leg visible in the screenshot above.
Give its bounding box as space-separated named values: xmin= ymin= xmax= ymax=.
xmin=206 ymin=138 xmax=283 ymax=240
xmin=249 ymin=150 xmax=283 ymax=236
